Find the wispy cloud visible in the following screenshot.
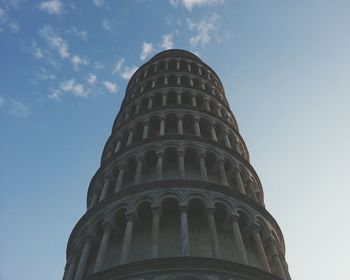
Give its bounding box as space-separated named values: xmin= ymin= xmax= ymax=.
xmin=38 ymin=0 xmax=63 ymax=15
xmin=66 ymin=26 xmax=88 ymax=40
xmin=187 ymin=14 xmax=220 ymax=47
xmin=161 ymin=33 xmax=174 ymax=50
xmin=9 ymin=99 xmax=31 ymax=118
xmin=0 ymin=95 xmax=5 ymax=107
xmin=39 ymin=25 xmax=70 ymax=58
xmin=113 ymin=58 xmax=138 ymax=80
xmin=101 ymin=18 xmax=114 ymax=31
xmin=169 ymin=0 xmax=224 ymax=10
xmin=0 ymin=6 xmax=20 ymax=33
xmin=71 ymin=55 xmax=88 ymax=70
xmin=32 ymin=41 xmax=44 ymax=58
xmin=103 ymin=81 xmax=118 ymax=93
xmin=87 ymin=73 xmax=97 ymax=84
xmin=140 ymin=41 xmax=154 ymax=60
xmin=93 ymin=0 xmax=104 ymax=7
xmin=49 ymin=79 xmax=87 ymax=100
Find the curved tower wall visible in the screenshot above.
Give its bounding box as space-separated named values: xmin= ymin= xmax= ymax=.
xmin=63 ymin=49 xmax=291 ymax=280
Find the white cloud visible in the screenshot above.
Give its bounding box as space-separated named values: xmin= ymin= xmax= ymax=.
xmin=38 ymin=0 xmax=63 ymax=14
xmin=140 ymin=41 xmax=154 ymax=61
xmin=66 ymin=26 xmax=88 ymax=40
xmin=32 ymin=41 xmax=44 ymax=58
xmin=71 ymin=55 xmax=88 ymax=70
xmin=170 ymin=0 xmax=224 ymax=10
xmin=93 ymin=61 xmax=104 ymax=71
xmin=120 ymin=66 xmax=138 ymax=80
xmin=103 ymin=81 xmax=118 ymax=93
xmin=114 ymin=58 xmax=124 ymax=72
xmin=0 ymin=95 xmax=5 ymax=107
xmin=161 ymin=33 xmax=174 ymax=50
xmin=49 ymin=79 xmax=87 ymax=99
xmin=10 ymin=99 xmax=30 ymax=118
xmin=39 ymin=25 xmax=70 ymax=58
xmin=113 ymin=58 xmax=137 ymax=80
xmin=0 ymin=6 xmax=20 ymax=33
xmin=93 ymin=0 xmax=104 ymax=7
xmin=187 ymin=14 xmax=220 ymax=47
xmin=101 ymin=18 xmax=113 ymax=31
xmin=87 ymin=73 xmax=97 ymax=84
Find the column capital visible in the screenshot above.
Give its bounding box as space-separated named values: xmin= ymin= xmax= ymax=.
xmin=125 ymin=212 xmax=137 ymax=222
xmin=142 ymin=118 xmax=150 ymax=125
xmin=160 ymin=114 xmax=166 ymax=120
xmin=136 ymin=154 xmax=144 ymax=162
xmin=230 ymin=213 xmax=240 ymax=223
xmin=199 ymin=151 xmax=207 ymax=159
xmin=206 ymin=207 xmax=215 ymax=215
xmin=117 ymin=163 xmax=126 ymax=170
xmin=156 ymin=150 xmax=164 ymax=157
xmin=176 ymin=113 xmax=183 ymax=119
xmin=179 ymin=205 xmax=188 ymax=212
xmin=177 ymin=149 xmax=185 ymax=156
xmin=151 ymin=207 xmax=161 ymax=215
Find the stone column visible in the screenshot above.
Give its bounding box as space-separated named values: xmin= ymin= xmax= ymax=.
xmin=115 ymin=139 xmax=122 ymax=153
xmin=114 ymin=165 xmax=125 ymax=193
xmin=194 ymin=117 xmax=201 ymax=137
xmin=148 ymin=97 xmax=153 ymax=109
xmin=177 ymin=93 xmax=182 ymax=105
xmin=198 ymin=67 xmax=202 ymax=75
xmin=124 ymin=110 xmax=130 ymax=120
xmin=205 ymin=98 xmax=211 ymax=111
xmin=64 ymin=254 xmax=78 ymax=280
xmin=218 ymin=159 xmax=229 ymax=186
xmin=233 ymin=137 xmax=241 ymax=155
xmin=199 ymin=152 xmax=208 ymax=181
xmin=135 ymin=102 xmax=141 ymax=114
xmin=211 ymin=123 xmax=218 ymax=142
xmin=162 ymin=94 xmax=167 ymax=106
xmin=165 ymin=61 xmax=169 ymax=71
xmin=126 ymin=130 xmax=134 ymax=146
xmin=233 ymin=167 xmax=246 ymax=194
xmin=159 ymin=115 xmax=165 ymax=136
xmin=164 ymin=77 xmax=168 ymax=86
xmin=143 ymin=69 xmax=148 ymax=78
xmin=154 ymin=64 xmax=158 ymax=73
xmin=189 ymin=78 xmax=194 ymax=86
xmin=120 ymin=214 xmax=136 ymax=264
xmin=217 ymin=107 xmax=222 ymax=117
xmin=207 ymin=208 xmax=220 ymax=258
xmin=156 ymin=151 xmax=163 ymax=180
xmin=223 ymin=131 xmax=231 ymax=149
xmin=178 ymin=149 xmax=186 ymax=179
xmin=151 ymin=207 xmax=160 ymax=258
xmin=142 ymin=120 xmax=149 ymax=139
xmin=187 ymin=63 xmax=192 ymax=72
xmin=267 ymin=238 xmax=286 ymax=279
xmin=280 ymin=253 xmax=292 ymax=280
xmin=191 ymin=95 xmax=197 ymax=107
xmin=177 ymin=114 xmax=183 ymax=135
xmin=93 ymin=223 xmax=113 ymax=273
xmin=89 ymin=192 xmax=99 ymax=209
xmin=245 ymin=178 xmax=259 ymax=203
xmin=180 ymin=206 xmax=190 ymax=256
xmin=176 ymin=61 xmax=180 ymax=70
xmin=134 ymin=156 xmax=143 ymax=184
xmin=177 ymin=76 xmax=181 ymax=85
xmin=73 ymin=237 xmax=93 ymax=280
xmin=231 ymin=215 xmax=248 ymax=265
xmin=252 ymin=225 xmax=270 ymax=272
xmin=99 ymin=176 xmax=110 ymax=202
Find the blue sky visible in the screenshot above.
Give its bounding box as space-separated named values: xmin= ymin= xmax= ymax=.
xmin=1 ymin=0 xmax=350 ymax=279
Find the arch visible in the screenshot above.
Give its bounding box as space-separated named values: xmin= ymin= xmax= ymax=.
xmin=164 ymin=147 xmax=179 ymax=179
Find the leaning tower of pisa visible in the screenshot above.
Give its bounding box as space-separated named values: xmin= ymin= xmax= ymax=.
xmin=62 ymin=49 xmax=291 ymax=280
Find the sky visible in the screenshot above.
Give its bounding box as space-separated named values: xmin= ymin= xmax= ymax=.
xmin=0 ymin=0 xmax=350 ymax=279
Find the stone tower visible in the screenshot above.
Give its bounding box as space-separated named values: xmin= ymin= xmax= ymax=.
xmin=63 ymin=49 xmax=291 ymax=280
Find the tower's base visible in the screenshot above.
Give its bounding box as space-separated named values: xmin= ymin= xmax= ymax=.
xmin=86 ymin=257 xmax=282 ymax=280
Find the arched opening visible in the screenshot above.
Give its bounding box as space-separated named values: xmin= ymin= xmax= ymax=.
xmin=141 ymin=97 xmax=149 ymax=111
xmin=149 ymin=115 xmax=160 ymax=138
xmin=185 ymin=148 xmax=201 ymax=180
xmin=199 ymin=118 xmax=211 ymax=140
xmin=214 ymin=202 xmax=234 ymax=261
xmin=167 ymin=92 xmax=177 ymax=105
xmin=164 ymin=147 xmax=178 ymax=179
xmin=168 ymin=75 xmax=177 ymax=86
xmin=188 ymin=198 xmax=210 ymax=257
xmin=143 ymin=150 xmax=157 ymax=182
xmin=206 ymin=152 xmax=221 ymax=184
xmin=130 ymin=201 xmax=152 ymax=262
xmin=182 ymin=92 xmax=191 ymax=106
xmin=159 ymin=197 xmax=180 ymax=257
xmin=133 ymin=121 xmax=144 ymax=144
xmin=183 ymin=114 xmax=194 ymax=135
xmin=165 ymin=113 xmax=177 ymax=135
xmin=123 ymin=157 xmax=137 ymax=188
xmin=154 ymin=92 xmax=162 ymax=107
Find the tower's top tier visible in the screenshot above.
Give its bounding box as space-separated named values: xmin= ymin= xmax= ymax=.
xmin=150 ymin=49 xmax=202 ymax=62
